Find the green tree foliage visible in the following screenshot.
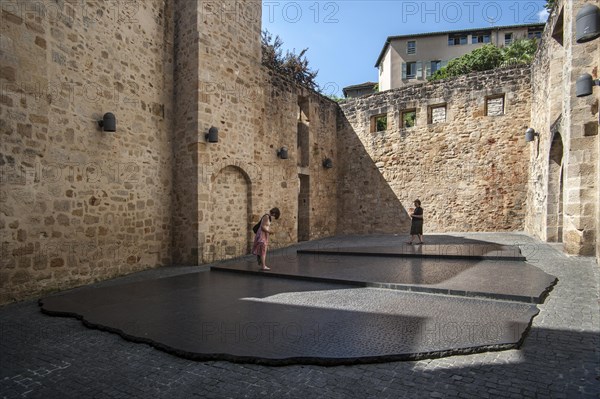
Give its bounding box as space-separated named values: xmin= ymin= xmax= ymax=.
xmin=430 ymin=44 xmax=503 ymax=80
xmin=261 ymin=30 xmax=319 ymax=91
xmin=402 ymin=111 xmax=416 ymax=128
xmin=376 ymin=116 xmax=387 ymax=131
xmin=501 ymin=38 xmax=538 ymax=66
xmin=429 ymin=39 xmax=538 ymax=81
xmin=546 ymin=0 xmax=556 ymax=12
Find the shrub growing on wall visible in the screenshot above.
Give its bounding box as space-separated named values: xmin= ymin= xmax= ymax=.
xmin=261 ymin=30 xmax=319 ymax=91
xmin=430 ymin=39 xmax=538 ymax=81
xmin=430 ymin=44 xmax=503 ymax=81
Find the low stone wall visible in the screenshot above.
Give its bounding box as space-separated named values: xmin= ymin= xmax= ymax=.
xmin=338 ymin=66 xmax=532 ymax=235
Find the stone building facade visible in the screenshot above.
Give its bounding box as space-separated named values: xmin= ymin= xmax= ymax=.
xmin=1 ymin=0 xmax=598 ymax=304
xmin=525 ymin=0 xmax=599 ymax=259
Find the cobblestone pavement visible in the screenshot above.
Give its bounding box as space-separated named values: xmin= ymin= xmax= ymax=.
xmin=1 ymin=233 xmax=599 ymax=398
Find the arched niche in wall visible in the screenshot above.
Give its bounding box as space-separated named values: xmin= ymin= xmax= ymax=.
xmin=207 ymin=165 xmax=253 ymax=262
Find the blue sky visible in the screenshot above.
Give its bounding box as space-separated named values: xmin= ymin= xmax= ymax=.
xmin=262 ymin=1 xmax=550 ymax=97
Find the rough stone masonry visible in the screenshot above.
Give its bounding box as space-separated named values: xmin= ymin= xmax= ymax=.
xmin=0 ymin=0 xmax=598 ymax=304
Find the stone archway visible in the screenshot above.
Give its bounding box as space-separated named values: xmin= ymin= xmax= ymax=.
xmin=208 ymin=166 xmax=252 ymax=262
xmin=547 ymin=133 xmax=564 ymax=243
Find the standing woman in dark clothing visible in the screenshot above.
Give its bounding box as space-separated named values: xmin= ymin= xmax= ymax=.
xmin=407 ymin=199 xmax=424 ymax=245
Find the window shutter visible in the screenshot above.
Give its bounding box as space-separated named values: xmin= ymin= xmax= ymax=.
xmin=441 ymin=60 xmax=449 ymax=68
xmin=426 ymin=62 xmax=432 ymax=78
xmin=402 ymin=63 xmax=407 ymax=80
xmin=416 ymin=62 xmax=423 ymax=79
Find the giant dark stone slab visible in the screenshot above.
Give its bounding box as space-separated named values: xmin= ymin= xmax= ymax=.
xmin=297 ymin=244 xmax=526 ymax=261
xmin=212 ymin=251 xmax=557 ymax=303
xmin=40 ymin=271 xmax=540 ymax=366
xmin=39 ymin=236 xmax=558 ymax=365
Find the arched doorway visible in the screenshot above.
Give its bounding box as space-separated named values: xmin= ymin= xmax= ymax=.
xmin=209 ymin=166 xmax=252 ymax=261
xmin=547 ymin=133 xmax=564 ymax=242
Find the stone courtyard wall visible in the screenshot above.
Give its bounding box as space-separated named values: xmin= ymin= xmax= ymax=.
xmin=338 ymin=66 xmax=532 ymax=234
xmin=526 ymin=0 xmax=599 ymax=258
xmin=0 ymin=0 xmax=175 ymax=303
xmin=172 ymin=0 xmax=339 ymax=265
xmin=0 ymin=0 xmax=339 ymax=304
xmin=2 ymin=0 xmax=597 ymax=305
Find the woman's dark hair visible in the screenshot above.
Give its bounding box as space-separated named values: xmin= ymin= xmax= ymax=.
xmin=414 ymin=199 xmax=421 ymax=207
xmin=270 ymin=207 xmax=281 ymax=219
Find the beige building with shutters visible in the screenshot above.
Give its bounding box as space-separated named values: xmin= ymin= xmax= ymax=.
xmin=375 ymin=23 xmax=545 ymax=91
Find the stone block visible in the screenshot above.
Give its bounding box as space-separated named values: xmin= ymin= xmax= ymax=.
xmin=0 ymin=66 xmax=17 ymax=82
xmin=11 ymin=270 xmax=31 ymax=285
xmin=2 ymin=10 xmax=22 ymax=25
xmin=34 ymin=36 xmax=46 ymax=49
xmin=54 ymin=200 xmax=70 ymax=212
xmin=57 ymin=214 xmax=69 ymax=226
xmin=84 ymin=215 xmax=99 ymax=224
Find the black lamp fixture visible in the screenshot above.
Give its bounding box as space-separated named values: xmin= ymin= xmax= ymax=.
xmin=277 ymin=147 xmax=288 ymax=159
xmin=205 ymin=126 xmax=219 ymax=143
xmin=322 ymin=158 xmax=333 ymax=169
xmin=576 ymin=73 xmax=600 ymax=97
xmin=576 ymin=4 xmax=600 ymax=43
xmin=97 ymin=112 xmax=116 ymax=132
xmin=525 ymin=128 xmax=539 ymax=142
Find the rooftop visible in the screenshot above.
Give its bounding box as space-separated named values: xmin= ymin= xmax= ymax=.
xmin=375 ymin=23 xmax=546 ymax=67
xmin=342 ymin=81 xmax=377 ymax=96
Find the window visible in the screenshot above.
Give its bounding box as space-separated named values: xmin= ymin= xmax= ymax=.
xmin=370 ymin=114 xmax=388 ymax=132
xmin=472 ymin=34 xmax=491 ymax=44
xmin=528 ymin=30 xmax=542 ymax=39
xmin=428 ymin=104 xmax=447 ymax=124
xmin=403 ymin=62 xmax=423 ymax=80
xmin=407 ymin=40 xmax=416 ymax=55
xmin=449 ymin=35 xmax=467 ymax=46
xmin=402 ymin=109 xmax=417 ymax=128
xmin=486 ymin=95 xmax=505 ymax=116
xmin=406 ymin=62 xmax=417 ymax=79
xmin=431 ymin=60 xmax=441 ymax=74
xmin=504 ymin=33 xmax=513 ymax=45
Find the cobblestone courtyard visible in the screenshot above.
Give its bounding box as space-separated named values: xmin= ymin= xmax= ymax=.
xmin=1 ymin=233 xmax=599 ymax=398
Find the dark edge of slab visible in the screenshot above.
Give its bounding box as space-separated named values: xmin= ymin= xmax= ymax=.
xmin=535 ymin=277 xmax=559 ymax=305
xmin=296 ymin=249 xmax=527 ymax=262
xmin=209 ymin=266 xmax=368 ymax=288
xmin=37 ymin=299 xmax=541 ymax=367
xmin=210 ymin=267 xmax=559 ymax=304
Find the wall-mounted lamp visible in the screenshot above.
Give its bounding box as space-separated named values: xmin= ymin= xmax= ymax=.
xmin=576 ymin=4 xmax=600 ymax=43
xmin=205 ymin=126 xmax=219 ymax=143
xmin=576 ymin=73 xmax=600 ymax=97
xmin=323 ymin=158 xmax=334 ymax=169
xmin=97 ymin=112 xmax=116 ymax=132
xmin=525 ymin=128 xmax=539 ymax=142
xmin=277 ymin=147 xmax=288 ymax=159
